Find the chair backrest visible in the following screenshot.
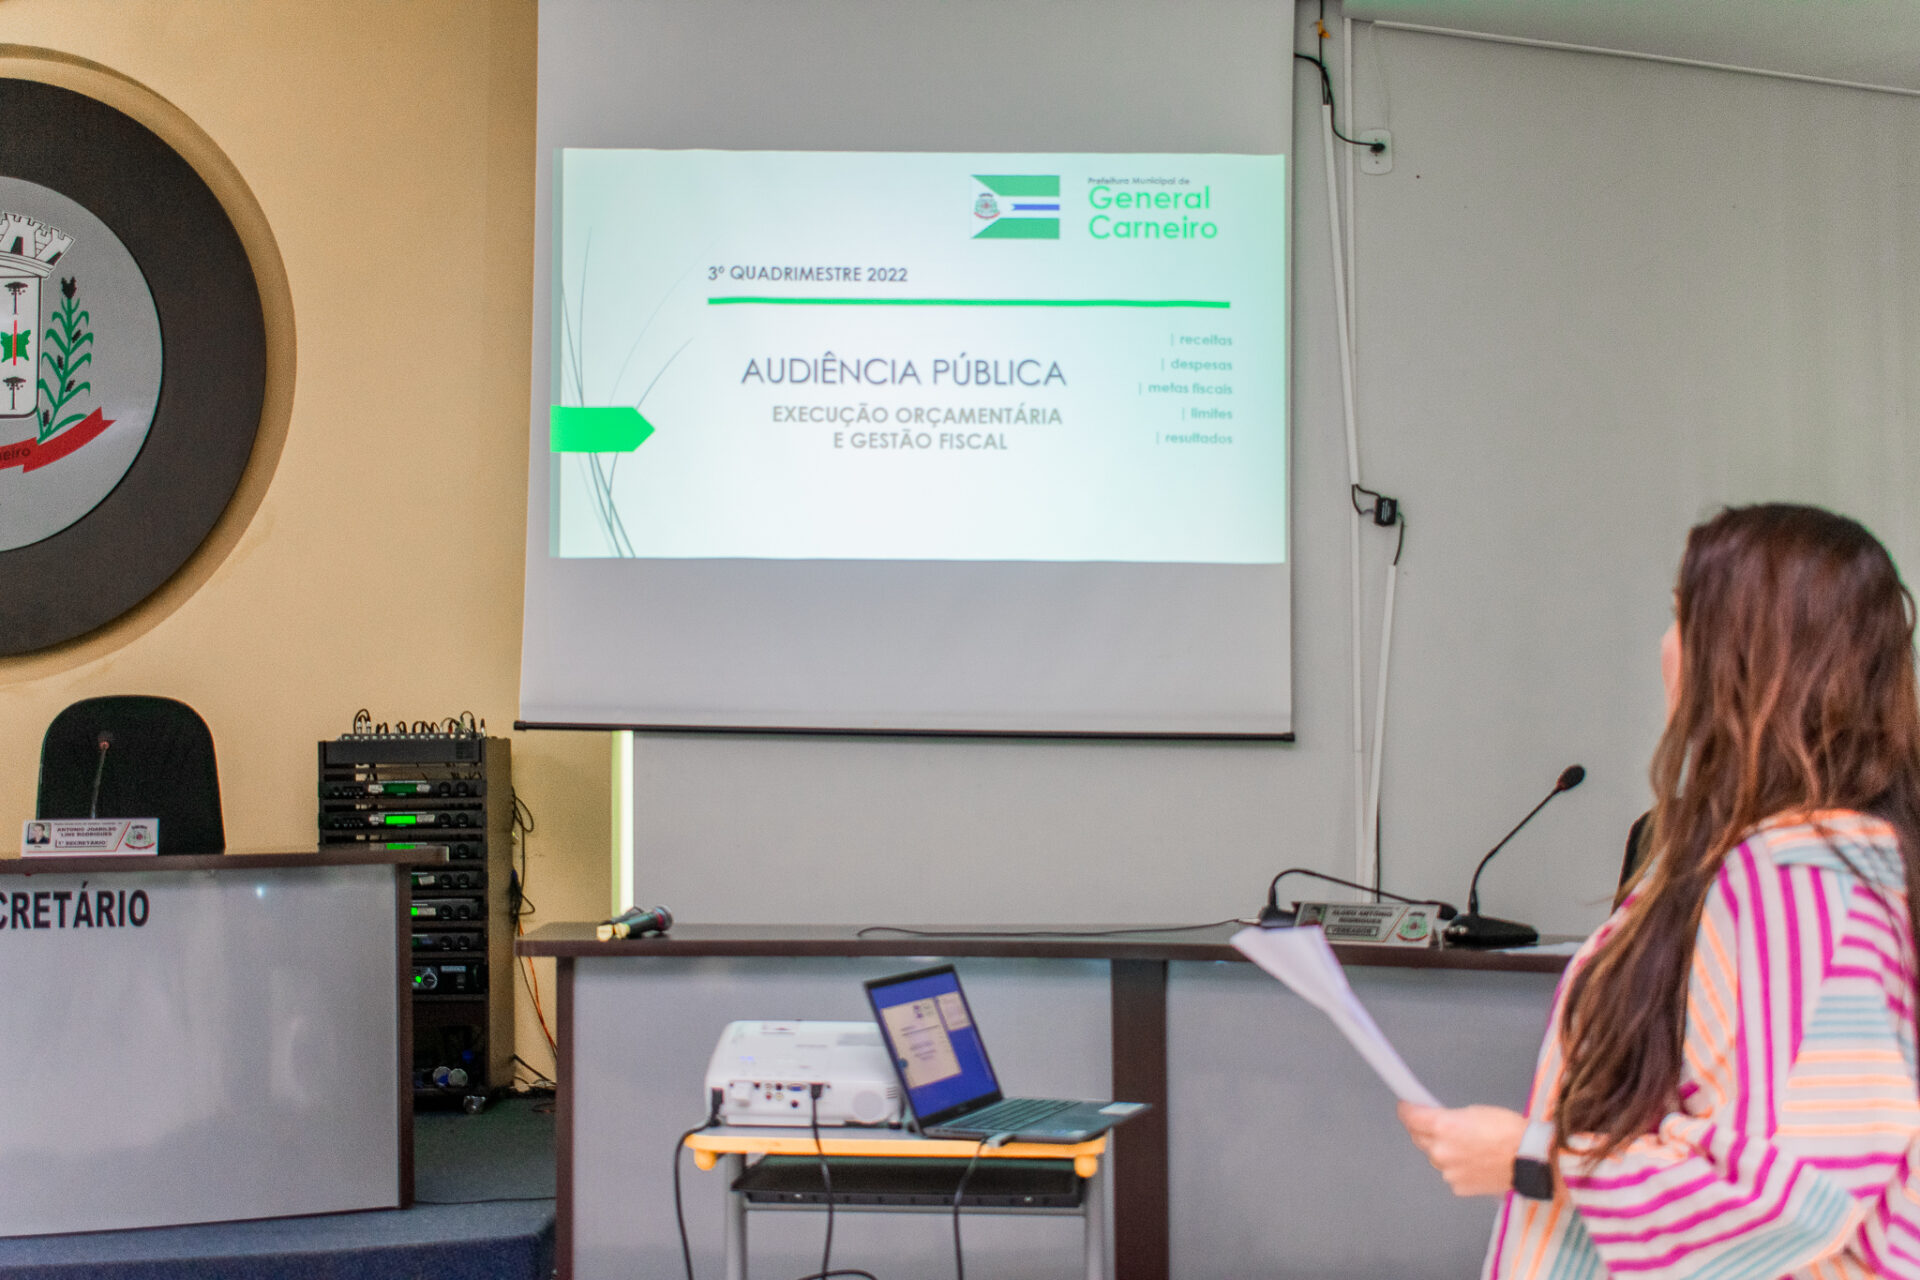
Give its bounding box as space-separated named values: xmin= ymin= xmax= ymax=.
xmin=37 ymin=696 xmax=225 ymax=855
xmin=1615 ymin=810 xmax=1652 ymax=909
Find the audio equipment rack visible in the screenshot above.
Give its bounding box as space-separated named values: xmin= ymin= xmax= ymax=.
xmin=317 ymin=731 xmax=513 ymax=1111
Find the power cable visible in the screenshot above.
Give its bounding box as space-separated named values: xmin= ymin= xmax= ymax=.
xmin=673 ymin=1091 xmax=723 ymax=1280
xmin=951 ymin=1139 xmax=990 ymax=1280
xmin=855 ymin=920 xmax=1245 ymax=940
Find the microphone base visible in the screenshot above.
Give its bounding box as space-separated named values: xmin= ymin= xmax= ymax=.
xmin=1256 ymin=903 xmax=1297 ymax=928
xmin=1444 ymin=914 xmax=1539 ymax=949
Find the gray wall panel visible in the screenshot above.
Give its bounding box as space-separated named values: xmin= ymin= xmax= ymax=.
xmin=626 ymin=9 xmax=1920 ymax=941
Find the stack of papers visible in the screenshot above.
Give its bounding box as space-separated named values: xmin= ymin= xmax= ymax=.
xmin=1231 ymin=925 xmax=1440 ymax=1107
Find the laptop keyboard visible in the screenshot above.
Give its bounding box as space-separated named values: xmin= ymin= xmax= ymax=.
xmin=955 ymin=1097 xmax=1075 ymax=1131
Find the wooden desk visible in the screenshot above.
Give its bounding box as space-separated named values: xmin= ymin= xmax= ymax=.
xmin=0 ymin=847 xmax=439 ymax=1236
xmin=519 ymin=922 xmax=1570 ymax=1280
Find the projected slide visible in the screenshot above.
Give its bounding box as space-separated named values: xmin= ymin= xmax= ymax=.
xmin=551 ymin=150 xmax=1287 ymax=565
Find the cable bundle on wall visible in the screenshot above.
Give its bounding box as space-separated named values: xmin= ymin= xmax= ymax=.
xmin=1301 ymin=10 xmax=1404 ymax=892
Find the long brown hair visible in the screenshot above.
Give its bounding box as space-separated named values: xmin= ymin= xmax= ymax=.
xmin=1555 ymin=504 xmax=1920 ymax=1161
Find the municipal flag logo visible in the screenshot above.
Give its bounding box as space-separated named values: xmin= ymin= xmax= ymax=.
xmin=971 ymin=175 xmax=1059 ymax=240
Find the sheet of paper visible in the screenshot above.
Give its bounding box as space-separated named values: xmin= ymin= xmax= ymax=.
xmin=1231 ymin=925 xmax=1441 ymax=1107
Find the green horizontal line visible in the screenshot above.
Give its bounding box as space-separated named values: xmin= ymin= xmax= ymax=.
xmin=708 ymin=296 xmax=1229 ymax=309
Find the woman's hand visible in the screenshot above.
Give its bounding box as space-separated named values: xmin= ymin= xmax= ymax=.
xmin=1398 ymin=1102 xmax=1532 ymax=1197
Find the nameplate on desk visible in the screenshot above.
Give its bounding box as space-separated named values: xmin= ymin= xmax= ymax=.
xmin=1293 ymin=901 xmax=1441 ymax=947
xmin=21 ymin=818 xmax=160 ymax=856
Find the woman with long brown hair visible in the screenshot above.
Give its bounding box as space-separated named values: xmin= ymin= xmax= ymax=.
xmin=1402 ymin=504 xmax=1920 ymax=1278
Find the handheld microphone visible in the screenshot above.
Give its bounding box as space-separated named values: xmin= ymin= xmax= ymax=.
xmin=597 ymin=904 xmax=673 ymax=941
xmin=1258 ymin=868 xmax=1458 ymax=928
xmin=88 ymin=731 xmax=114 ymax=819
xmin=1445 ymin=764 xmax=1585 ymax=949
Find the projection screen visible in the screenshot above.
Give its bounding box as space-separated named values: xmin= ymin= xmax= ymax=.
xmin=521 ymin=0 xmax=1294 ymax=736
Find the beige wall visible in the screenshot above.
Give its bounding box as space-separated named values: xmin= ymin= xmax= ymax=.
xmin=0 ymin=0 xmax=605 ymax=1081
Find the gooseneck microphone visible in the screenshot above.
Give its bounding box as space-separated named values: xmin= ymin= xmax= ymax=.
xmin=1258 ymin=868 xmax=1458 ymax=928
xmin=88 ymin=730 xmax=114 ymax=819
xmin=1445 ymin=764 xmax=1585 ymax=949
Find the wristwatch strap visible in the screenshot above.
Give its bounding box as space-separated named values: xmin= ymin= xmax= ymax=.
xmin=1512 ymin=1119 xmax=1555 ymax=1201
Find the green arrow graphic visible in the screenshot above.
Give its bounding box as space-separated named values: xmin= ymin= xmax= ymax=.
xmin=550 ymin=406 xmax=654 ymax=452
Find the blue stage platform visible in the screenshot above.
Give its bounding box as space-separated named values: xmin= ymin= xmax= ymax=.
xmin=0 ymin=1097 xmax=556 ymax=1280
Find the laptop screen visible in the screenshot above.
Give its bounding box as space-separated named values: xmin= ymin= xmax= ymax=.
xmin=865 ymin=966 xmax=1001 ymax=1125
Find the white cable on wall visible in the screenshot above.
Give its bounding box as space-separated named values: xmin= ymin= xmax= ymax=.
xmin=1343 ymin=16 xmax=1358 ymax=351
xmin=1341 ymin=14 xmax=1380 ymax=887
xmin=1318 ymin=11 xmax=1400 ymax=894
xmin=1365 ymin=557 xmax=1396 ymax=873
xmin=1319 ymin=91 xmax=1369 ymax=888
xmin=1328 ymin=97 xmax=1374 ymax=890
xmin=1347 ymin=14 xmax=1399 ymax=893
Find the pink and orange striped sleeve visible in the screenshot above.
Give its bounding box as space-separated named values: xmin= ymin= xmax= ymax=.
xmin=1486 ymin=815 xmax=1920 ymax=1280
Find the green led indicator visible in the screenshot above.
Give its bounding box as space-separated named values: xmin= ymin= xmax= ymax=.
xmin=386 ymin=815 xmax=419 ymax=826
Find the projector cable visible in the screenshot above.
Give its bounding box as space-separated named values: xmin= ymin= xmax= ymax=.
xmin=950 ymin=1134 xmax=1011 ymax=1280
xmin=779 ymin=1086 xmax=879 ymax=1280
xmin=811 ymin=1085 xmax=837 ymax=1280
xmin=673 ymin=1088 xmax=724 ymax=1280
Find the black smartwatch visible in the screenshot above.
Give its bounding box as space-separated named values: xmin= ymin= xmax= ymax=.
xmin=1512 ymin=1119 xmax=1555 ymax=1200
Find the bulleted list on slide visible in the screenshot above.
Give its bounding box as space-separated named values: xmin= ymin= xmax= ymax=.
xmin=1150 ymin=330 xmax=1236 ymax=444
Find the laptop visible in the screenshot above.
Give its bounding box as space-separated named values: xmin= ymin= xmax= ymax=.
xmin=864 ymin=964 xmax=1149 ymax=1143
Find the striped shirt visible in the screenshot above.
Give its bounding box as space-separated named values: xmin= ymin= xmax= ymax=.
xmin=1486 ymin=811 xmax=1920 ymax=1280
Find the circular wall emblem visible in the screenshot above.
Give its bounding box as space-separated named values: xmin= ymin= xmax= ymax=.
xmin=0 ymin=181 xmax=164 ymax=551
xmin=0 ymin=75 xmax=271 ymax=655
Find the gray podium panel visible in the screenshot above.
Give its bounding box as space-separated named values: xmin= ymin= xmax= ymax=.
xmin=1167 ymin=962 xmax=1558 ymax=1280
xmin=0 ymin=864 xmax=402 ymax=1236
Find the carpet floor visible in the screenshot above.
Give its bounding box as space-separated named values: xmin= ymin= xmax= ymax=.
xmin=0 ymin=1095 xmax=557 ymax=1280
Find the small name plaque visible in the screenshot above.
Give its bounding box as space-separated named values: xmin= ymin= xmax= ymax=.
xmin=21 ymin=818 xmax=160 ymax=856
xmin=1292 ymin=901 xmax=1442 ymax=948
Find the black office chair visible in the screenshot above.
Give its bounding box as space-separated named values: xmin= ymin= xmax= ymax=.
xmin=1615 ymin=810 xmax=1652 ymax=908
xmin=37 ymin=696 xmax=226 ymax=855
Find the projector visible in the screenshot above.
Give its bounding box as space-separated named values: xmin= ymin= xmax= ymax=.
xmin=705 ymin=1020 xmax=904 ymax=1127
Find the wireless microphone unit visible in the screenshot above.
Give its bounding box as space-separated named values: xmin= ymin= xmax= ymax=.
xmin=1444 ymin=764 xmax=1585 ymax=949
xmin=598 ymin=904 xmax=673 ymax=941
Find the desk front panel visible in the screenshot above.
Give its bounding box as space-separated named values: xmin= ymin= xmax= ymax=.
xmin=572 ymin=955 xmax=1111 ymax=1280
xmin=565 ymin=951 xmax=1560 ymax=1280
xmin=1168 ymin=961 xmax=1557 ymax=1279
xmin=0 ymin=864 xmax=403 ymax=1236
